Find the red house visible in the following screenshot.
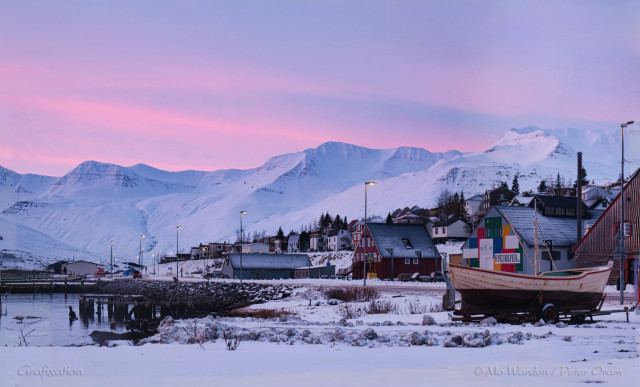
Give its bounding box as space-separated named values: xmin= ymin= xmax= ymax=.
xmin=352 ymin=223 xmax=439 ymax=280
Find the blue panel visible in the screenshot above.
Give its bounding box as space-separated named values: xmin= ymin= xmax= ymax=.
xmin=469 ymin=238 xmax=477 ymax=249
xmin=493 ymin=237 xmax=503 ymax=254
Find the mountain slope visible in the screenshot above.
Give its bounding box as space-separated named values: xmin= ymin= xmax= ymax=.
xmin=0 ymin=126 xmax=638 ymax=268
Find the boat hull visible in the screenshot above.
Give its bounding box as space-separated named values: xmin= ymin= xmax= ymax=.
xmin=448 ymin=265 xmax=611 ymax=316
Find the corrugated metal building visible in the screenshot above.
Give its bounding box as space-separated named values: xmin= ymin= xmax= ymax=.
xmin=574 ymin=169 xmax=640 ymax=285
xmin=221 ymin=253 xmax=310 ymax=280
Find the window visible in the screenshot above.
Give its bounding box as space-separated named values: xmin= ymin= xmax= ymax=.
xmin=413 ymin=259 xmax=418 ymax=264
xmin=405 ymin=259 xmax=410 ymax=264
xmin=434 ymin=228 xmax=438 ymax=235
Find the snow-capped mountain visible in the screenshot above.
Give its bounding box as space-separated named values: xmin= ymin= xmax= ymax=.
xmin=0 ymin=126 xmax=638 ymax=269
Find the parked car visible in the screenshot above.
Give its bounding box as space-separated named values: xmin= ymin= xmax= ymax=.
xmin=430 ymin=271 xmax=444 ymax=282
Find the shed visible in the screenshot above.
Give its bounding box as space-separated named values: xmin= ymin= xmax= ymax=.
xmin=221 ymin=253 xmax=310 ymax=280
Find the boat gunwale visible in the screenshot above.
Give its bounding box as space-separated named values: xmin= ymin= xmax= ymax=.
xmin=448 ymin=264 xmax=611 ymax=282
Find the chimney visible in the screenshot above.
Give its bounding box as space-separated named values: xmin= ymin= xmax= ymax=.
xmin=577 ymin=152 xmax=583 ymax=240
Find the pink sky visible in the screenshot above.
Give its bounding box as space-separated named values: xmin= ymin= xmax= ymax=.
xmin=1 ymin=1 xmax=639 ymax=176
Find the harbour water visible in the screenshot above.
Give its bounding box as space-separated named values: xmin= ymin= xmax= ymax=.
xmin=0 ymin=293 xmax=127 ymax=347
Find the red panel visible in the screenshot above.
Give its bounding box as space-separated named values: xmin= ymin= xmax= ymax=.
xmin=477 ymin=227 xmax=486 ymax=239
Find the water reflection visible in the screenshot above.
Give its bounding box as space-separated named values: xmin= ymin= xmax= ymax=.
xmin=0 ymin=293 xmax=127 ymax=347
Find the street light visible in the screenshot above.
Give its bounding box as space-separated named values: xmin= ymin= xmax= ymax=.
xmin=176 ymin=226 xmax=182 ymax=278
xmin=363 ymin=181 xmax=375 ymax=286
xmin=139 ymin=234 xmax=145 ymax=270
xmin=110 ymin=241 xmax=115 ymax=278
xmin=240 ymin=211 xmax=247 ymax=284
xmin=202 ymin=247 xmax=207 ymax=275
xmin=619 ymin=120 xmax=635 ymax=305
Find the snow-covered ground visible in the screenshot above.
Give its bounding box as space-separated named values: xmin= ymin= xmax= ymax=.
xmin=0 ymin=279 xmax=638 ymax=386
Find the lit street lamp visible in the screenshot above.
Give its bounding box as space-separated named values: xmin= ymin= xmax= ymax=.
xmin=363 ymin=181 xmax=375 ymax=286
xmin=139 ymin=234 xmax=145 ymax=270
xmin=240 ymin=211 xmax=247 ymax=284
xmin=176 ymin=226 xmax=182 ymax=278
xmin=619 ymin=120 xmax=635 ymax=305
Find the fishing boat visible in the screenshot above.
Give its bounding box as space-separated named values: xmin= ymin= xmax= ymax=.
xmin=446 ymin=263 xmax=612 ymax=321
xmin=443 ymin=200 xmax=613 ymax=323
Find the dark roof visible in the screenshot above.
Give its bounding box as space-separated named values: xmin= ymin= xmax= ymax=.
xmin=227 ymin=254 xmax=310 ymax=270
xmin=366 ymin=223 xmax=437 ymax=259
xmin=434 ymin=217 xmax=463 ymax=227
xmin=531 ymin=195 xmax=587 ymax=210
xmin=328 ymin=229 xmax=340 ymax=237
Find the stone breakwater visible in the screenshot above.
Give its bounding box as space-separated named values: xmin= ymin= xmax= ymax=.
xmin=96 ymin=280 xmax=296 ymax=317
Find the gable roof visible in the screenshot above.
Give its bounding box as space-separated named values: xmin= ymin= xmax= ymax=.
xmin=493 ymin=206 xmax=578 ymax=247
xmin=434 ymin=217 xmax=464 ymax=227
xmin=531 ymin=195 xmax=587 ymax=210
xmin=227 ymin=253 xmax=310 ymax=270
xmin=366 ymin=223 xmax=437 ymax=259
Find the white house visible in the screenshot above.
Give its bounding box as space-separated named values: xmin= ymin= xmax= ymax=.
xmin=327 ymin=229 xmax=352 ymax=251
xmin=288 ymin=234 xmax=301 ymax=253
xmin=242 ymin=243 xmax=270 ymax=254
xmin=309 ymin=233 xmax=326 ymax=252
xmin=430 ymin=217 xmax=469 ymax=244
xmin=63 ymin=260 xmax=99 ymax=278
xmin=581 ymin=185 xmax=608 ymax=201
xmin=464 ymin=194 xmax=483 ymax=218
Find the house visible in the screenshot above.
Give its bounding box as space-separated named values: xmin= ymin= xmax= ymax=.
xmin=242 ymin=243 xmax=270 ymax=254
xmin=479 ymin=187 xmax=515 ymax=217
xmin=430 ymin=217 xmax=469 ymax=244
xmin=309 ymin=233 xmax=326 ymax=252
xmin=294 ymin=264 xmax=336 ymax=279
xmin=510 ymin=195 xmax=534 ymax=207
xmin=461 ymin=206 xmax=579 ymax=275
xmin=327 ymin=229 xmax=352 ymax=251
xmin=352 ymin=223 xmax=439 ymax=280
xmin=62 ymin=260 xmax=99 ymax=278
xmin=190 ymin=244 xmax=210 ymax=260
xmin=288 ymin=234 xmax=301 ymax=253
xmin=527 ymin=195 xmax=587 ymax=218
xmin=464 ymin=194 xmax=483 ymax=218
xmin=221 ymin=253 xmax=310 ymax=280
xmin=574 ymin=168 xmax=640 ymax=285
xmin=208 ymin=242 xmax=233 ymax=258
xmin=274 ymin=238 xmax=287 ymax=254
xmin=393 ymin=212 xmax=429 ymax=224
xmin=581 ymin=185 xmax=608 ymax=201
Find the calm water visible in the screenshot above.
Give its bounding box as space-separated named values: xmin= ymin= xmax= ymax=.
xmin=0 ymin=293 xmax=127 ymax=347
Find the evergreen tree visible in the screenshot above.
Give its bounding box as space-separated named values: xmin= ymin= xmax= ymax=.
xmin=574 ymin=167 xmax=589 ymax=188
xmin=500 ymin=181 xmax=509 ymax=190
xmin=332 ymin=214 xmax=343 ymax=229
xmin=299 ymin=231 xmax=310 ymax=252
xmin=386 ymin=212 xmax=393 ymax=224
xmin=452 ymin=192 xmax=461 ymax=218
xmin=538 ymin=180 xmax=548 ymax=193
xmin=459 ymin=192 xmax=469 ymax=224
xmin=511 ymin=175 xmax=520 ymax=196
xmin=342 ymin=216 xmax=348 ymax=229
xmin=277 ymin=227 xmax=285 ymax=241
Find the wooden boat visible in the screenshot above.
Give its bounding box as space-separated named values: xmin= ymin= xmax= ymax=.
xmin=447 ymin=263 xmax=612 ymax=318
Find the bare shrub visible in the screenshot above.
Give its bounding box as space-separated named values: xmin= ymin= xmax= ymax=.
xmin=223 ymin=330 xmax=241 ymax=351
xmin=182 ymin=322 xmax=205 ymax=350
xmin=367 ymin=300 xmax=396 ymax=314
xmin=336 ymin=303 xmax=367 ymax=319
xmin=428 ymin=303 xmax=443 ymax=313
xmin=407 ymin=300 xmax=428 ymax=315
xmin=324 ymin=287 xmax=379 ymax=302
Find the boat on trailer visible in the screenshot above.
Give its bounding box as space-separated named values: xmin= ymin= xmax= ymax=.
xmin=445 ymin=262 xmax=612 ymax=323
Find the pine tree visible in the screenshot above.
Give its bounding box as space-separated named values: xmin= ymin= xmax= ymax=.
xmin=500 ymin=181 xmax=509 ymax=190
xmin=511 ymin=175 xmax=520 ymax=195
xmin=386 ymin=212 xmax=393 ymax=224
xmin=538 ymin=180 xmax=548 ymax=193
xmin=574 ymin=167 xmax=589 ymax=188
xmin=459 ymin=192 xmax=469 ymax=224
xmin=277 ymin=227 xmax=285 ymax=241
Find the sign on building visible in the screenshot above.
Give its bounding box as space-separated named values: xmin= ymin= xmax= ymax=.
xmin=494 ymin=253 xmax=520 ymax=264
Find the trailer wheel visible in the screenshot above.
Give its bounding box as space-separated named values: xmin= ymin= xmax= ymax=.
xmin=541 ymin=304 xmax=558 ymax=324
xmin=570 ymin=314 xmax=586 ymax=324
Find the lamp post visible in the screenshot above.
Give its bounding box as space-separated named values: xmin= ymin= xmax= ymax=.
xmin=139 ymin=234 xmax=145 ymax=270
xmin=202 ymin=247 xmax=207 ymax=275
xmin=385 ymin=248 xmax=394 ymax=281
xmin=110 ymin=240 xmax=115 ymax=278
xmin=176 ymin=226 xmax=182 ymax=278
xmin=363 ymin=181 xmax=375 ymax=286
xmin=619 ymin=120 xmax=635 ymax=305
xmin=240 ymin=211 xmax=247 ymax=284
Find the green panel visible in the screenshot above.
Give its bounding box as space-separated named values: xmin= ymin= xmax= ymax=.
xmin=515 ymin=245 xmax=524 ymax=272
xmin=469 ymin=258 xmax=480 ymax=268
xmin=485 ymin=217 xmax=503 ymax=238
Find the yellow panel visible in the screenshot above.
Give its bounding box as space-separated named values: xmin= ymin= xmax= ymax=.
xmin=493 ymin=262 xmax=502 ymax=271
xmin=502 ymin=225 xmax=511 ymax=236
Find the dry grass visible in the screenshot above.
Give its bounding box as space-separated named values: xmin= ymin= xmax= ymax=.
xmin=230 ymin=308 xmax=292 ymax=319
xmin=335 ymin=303 xmax=368 ymax=319
xmin=324 ymin=287 xmax=379 ymax=302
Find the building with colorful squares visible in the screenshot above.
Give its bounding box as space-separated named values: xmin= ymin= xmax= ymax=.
xmin=461 ymin=206 xmax=580 ymax=275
